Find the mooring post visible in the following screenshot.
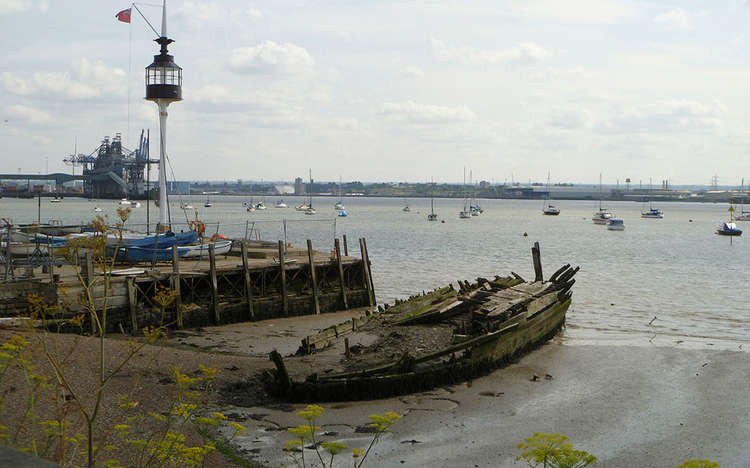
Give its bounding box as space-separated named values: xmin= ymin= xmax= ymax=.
xmin=126 ymin=276 xmax=138 ymax=335
xmin=335 ymin=238 xmax=349 ymax=309
xmin=278 ymin=240 xmax=288 ymax=315
xmin=344 ymin=337 xmax=351 ymax=359
xmin=171 ymin=245 xmax=182 ymax=328
xmin=209 ymin=243 xmax=220 ymax=324
xmin=240 ymin=241 xmax=255 ymax=319
xmin=342 ymin=234 xmax=349 ymax=256
xmin=306 ymin=239 xmax=320 ymax=315
xmin=362 ymin=238 xmax=376 ymax=304
xmin=359 ymin=238 xmax=374 ymax=307
xmin=48 ymin=241 xmax=55 ymax=284
xmin=532 ymin=241 xmax=543 ymax=282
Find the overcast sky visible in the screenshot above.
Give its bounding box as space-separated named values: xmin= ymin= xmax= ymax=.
xmin=2 ymin=0 xmax=750 ymax=186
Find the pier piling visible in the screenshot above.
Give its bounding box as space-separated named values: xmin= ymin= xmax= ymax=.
xmin=240 ymin=241 xmax=254 ymax=319
xmin=307 ymin=239 xmax=320 ymax=315
xmin=335 ymin=238 xmax=348 ymax=309
xmin=209 ymin=243 xmax=220 ymax=324
xmin=278 ymin=240 xmax=288 ymax=315
xmin=171 ymin=245 xmax=182 ymax=328
xmin=532 ymin=241 xmax=543 ymax=282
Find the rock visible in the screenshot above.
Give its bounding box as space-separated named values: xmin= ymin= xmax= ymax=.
xmin=531 ymin=374 xmax=540 ymax=382
xmin=545 ymin=374 xmax=553 ymax=380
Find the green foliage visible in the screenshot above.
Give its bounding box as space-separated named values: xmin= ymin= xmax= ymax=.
xmin=676 ymin=460 xmax=721 ymax=468
xmin=517 ymin=433 xmax=597 ymax=468
xmin=285 ymin=405 xmax=401 ymax=468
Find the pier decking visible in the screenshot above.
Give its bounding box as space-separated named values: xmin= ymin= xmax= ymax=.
xmin=0 ymin=237 xmax=376 ymax=334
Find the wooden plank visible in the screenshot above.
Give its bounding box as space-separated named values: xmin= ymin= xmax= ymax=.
xmin=240 ymin=241 xmax=254 ymax=319
xmin=126 ymin=276 xmax=137 ymax=334
xmin=532 ymin=241 xmax=543 ymax=282
xmin=278 ymin=240 xmax=288 ymax=315
xmin=172 ymin=245 xmax=182 ymax=329
xmin=209 ymin=243 xmax=220 ymax=324
xmin=334 ymin=238 xmax=349 ymax=309
xmin=307 ymin=239 xmax=320 ymax=315
xmin=342 ymin=235 xmax=349 ymax=257
xmin=359 ymin=238 xmax=374 ymax=307
xmin=362 ymin=237 xmax=376 ymax=303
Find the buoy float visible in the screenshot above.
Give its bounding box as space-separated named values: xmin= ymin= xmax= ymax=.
xmin=523 ymin=232 xmax=528 ymax=237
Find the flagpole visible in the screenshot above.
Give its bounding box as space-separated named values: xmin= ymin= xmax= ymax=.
xmin=127 ymin=3 xmax=132 ymax=148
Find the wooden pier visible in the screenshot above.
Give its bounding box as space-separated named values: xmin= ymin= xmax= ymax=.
xmin=0 ymin=238 xmax=376 ymax=334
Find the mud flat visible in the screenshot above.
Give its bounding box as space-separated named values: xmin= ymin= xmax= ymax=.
xmin=221 ymin=342 xmax=750 ymax=468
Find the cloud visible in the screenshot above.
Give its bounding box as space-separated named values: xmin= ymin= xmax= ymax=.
xmin=505 ymin=0 xmax=639 ymax=24
xmin=653 ymin=8 xmax=692 ymax=31
xmin=228 ymin=41 xmax=314 ymax=75
xmin=0 ymin=0 xmax=46 ymax=14
xmin=378 ymin=101 xmax=476 ymax=124
xmin=597 ymin=99 xmax=726 ymax=134
xmin=0 ymin=58 xmax=125 ymax=100
xmin=400 ymin=66 xmax=424 ymax=78
xmin=547 ymin=107 xmax=594 ymax=130
xmin=245 ymin=7 xmax=263 ymax=19
xmin=431 ymin=38 xmax=550 ymax=65
xmin=7 ymin=104 xmax=52 ymax=124
xmin=530 ymin=67 xmax=592 ymax=81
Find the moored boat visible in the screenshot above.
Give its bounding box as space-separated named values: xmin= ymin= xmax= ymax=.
xmin=607 ymin=218 xmax=625 ymax=231
xmin=717 ymin=222 xmax=742 ymax=236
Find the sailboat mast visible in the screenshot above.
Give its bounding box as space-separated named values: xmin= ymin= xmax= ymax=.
xmin=430 ymin=177 xmax=435 ymax=215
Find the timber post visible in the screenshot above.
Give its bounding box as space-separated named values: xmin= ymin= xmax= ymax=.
xmin=126 ymin=276 xmax=137 ymax=334
xmin=359 ymin=238 xmax=374 ymax=307
xmin=84 ymin=251 xmax=95 ymax=335
xmin=209 ymin=243 xmax=220 ymax=324
xmin=278 ymin=240 xmax=288 ymax=315
xmin=532 ymin=241 xmax=543 ymax=282
xmin=335 ymin=238 xmax=348 ymax=309
xmin=240 ymin=241 xmax=254 ymax=319
xmin=342 ymin=235 xmax=349 ymax=256
xmin=362 ymin=237 xmax=376 ymax=304
xmin=171 ymin=245 xmax=182 ymax=328
xmin=269 ymin=350 xmax=292 ymax=395
xmin=306 ymin=239 xmax=320 ymax=315
xmin=48 ymin=241 xmax=55 ymax=284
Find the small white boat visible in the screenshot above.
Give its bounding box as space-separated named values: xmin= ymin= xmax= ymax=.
xmin=402 ymin=205 xmax=411 ymax=212
xmin=304 ymin=207 xmax=317 ymax=215
xmin=334 ymin=201 xmax=345 ymax=210
xmin=459 ymin=210 xmax=471 ymax=219
xmin=129 ymin=201 xmax=141 ymax=208
xmin=93 ymin=207 xmax=103 ymax=213
xmin=337 ymin=209 xmax=348 ymax=217
xmin=717 ymin=221 xmax=742 ymax=236
xmin=735 ymin=209 xmax=750 ymax=221
xmin=119 ymin=198 xmax=131 ymax=206
xmin=275 ymin=200 xmax=288 ymax=208
xmin=204 ymin=198 xmax=212 ymax=208
xmin=592 ymin=210 xmax=612 ymax=225
xmin=543 ymin=205 xmax=560 ymax=215
xmin=181 ymin=240 xmax=232 ymax=258
xmin=255 ymin=202 xmax=267 ymax=210
xmin=641 ymin=208 xmax=664 ymax=219
xmin=180 ymin=203 xmax=194 ymax=210
xmin=50 ymin=197 xmax=62 ymax=203
xmin=607 ymin=218 xmax=625 ymax=231
xmin=247 ymin=205 xmax=256 ymax=213
xmin=295 ymin=203 xmax=310 ymax=211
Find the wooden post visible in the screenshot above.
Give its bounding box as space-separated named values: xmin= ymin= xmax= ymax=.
xmin=269 ymin=350 xmax=292 ymax=395
xmin=278 ymin=240 xmax=288 ymax=315
xmin=362 ymin=238 xmax=376 ymax=304
xmin=48 ymin=241 xmax=55 ymax=284
xmin=171 ymin=245 xmax=182 ymax=328
xmin=306 ymin=239 xmax=320 ymax=315
xmin=126 ymin=277 xmax=138 ymax=335
xmin=344 ymin=337 xmax=351 ymax=359
xmin=334 ymin=238 xmax=349 ymax=309
xmin=83 ymin=251 xmax=94 ymax=288
xmin=532 ymin=241 xmax=543 ymax=282
xmin=240 ymin=241 xmax=254 ymax=319
xmin=359 ymin=238 xmax=374 ymax=307
xmin=209 ymin=243 xmax=220 ymax=324
xmin=342 ymin=235 xmax=349 ymax=257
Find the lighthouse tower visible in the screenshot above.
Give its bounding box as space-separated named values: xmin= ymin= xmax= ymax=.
xmin=145 ymin=1 xmax=182 ymax=232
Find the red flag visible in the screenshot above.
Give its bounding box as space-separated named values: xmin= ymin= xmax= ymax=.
xmin=115 ymin=8 xmax=131 ymax=23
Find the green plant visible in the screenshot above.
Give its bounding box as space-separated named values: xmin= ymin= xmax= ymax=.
xmin=516 ymin=432 xmax=597 ymax=468
xmin=285 ymin=404 xmax=401 ymax=468
xmin=676 ymin=460 xmax=720 ymax=468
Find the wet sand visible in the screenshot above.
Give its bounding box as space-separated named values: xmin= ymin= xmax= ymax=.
xmin=222 ymin=342 xmax=750 ymax=467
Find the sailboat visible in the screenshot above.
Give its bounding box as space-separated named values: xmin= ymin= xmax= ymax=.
xmin=334 ymin=176 xmax=345 ymax=210
xmin=402 ymin=198 xmax=411 ymax=212
xmin=735 ymin=178 xmax=750 ymax=221
xmin=275 ymin=199 xmax=288 ymax=208
xmin=469 ymin=170 xmax=481 ymax=216
xmin=542 ymin=171 xmax=560 ymax=215
xmin=592 ymin=174 xmax=612 ymax=224
xmin=641 ymin=178 xmax=663 ymax=219
xmin=304 ymin=169 xmax=316 ymax=215
xmin=204 ymin=197 xmax=212 ymax=208
xmin=459 ymin=167 xmax=471 ymax=219
xmin=428 ymin=178 xmax=438 ymax=221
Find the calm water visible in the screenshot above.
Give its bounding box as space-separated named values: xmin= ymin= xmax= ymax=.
xmin=2 ymin=195 xmax=748 ymax=348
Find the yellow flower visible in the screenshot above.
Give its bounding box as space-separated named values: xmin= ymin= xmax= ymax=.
xmin=321 ymin=441 xmax=348 ymax=455
xmin=352 ymin=448 xmax=364 ymax=458
xmin=296 ymin=404 xmax=324 ymax=421
xmin=284 ymin=440 xmax=303 ymax=448
xmin=368 ymin=411 xmax=401 ymax=431
xmin=229 ymin=422 xmax=246 ymax=434
xmin=287 ymin=425 xmax=320 ymax=441
xmin=211 ymin=412 xmax=227 ymax=421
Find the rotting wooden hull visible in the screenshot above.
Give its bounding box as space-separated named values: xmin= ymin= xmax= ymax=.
xmin=267 ymin=295 xmax=572 ymax=402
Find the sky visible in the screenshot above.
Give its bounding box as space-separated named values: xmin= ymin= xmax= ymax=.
xmin=2 ymin=0 xmax=750 ymax=186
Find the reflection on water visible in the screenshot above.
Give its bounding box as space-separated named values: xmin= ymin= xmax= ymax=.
xmin=2 ymin=195 xmax=748 ymax=346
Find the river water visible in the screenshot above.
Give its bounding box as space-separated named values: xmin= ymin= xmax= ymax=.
xmin=2 ymin=195 xmax=747 ymax=349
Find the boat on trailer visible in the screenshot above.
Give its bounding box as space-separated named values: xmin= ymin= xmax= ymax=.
xmin=266 ymin=250 xmax=578 ymax=402
xmin=117 ymin=240 xmax=232 ymax=262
